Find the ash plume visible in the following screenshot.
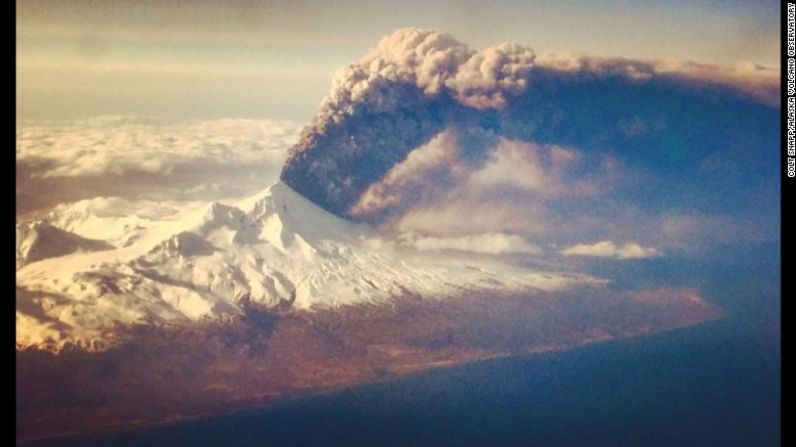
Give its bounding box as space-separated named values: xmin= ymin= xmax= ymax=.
xmin=280 ymin=28 xmax=778 ymax=222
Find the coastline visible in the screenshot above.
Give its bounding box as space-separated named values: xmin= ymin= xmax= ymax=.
xmin=17 ymin=299 xmax=724 ymax=445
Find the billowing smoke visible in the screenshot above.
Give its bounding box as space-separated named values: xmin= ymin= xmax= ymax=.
xmin=348 ymin=125 xmax=500 ymax=222
xmin=280 ymin=28 xmax=778 ymax=224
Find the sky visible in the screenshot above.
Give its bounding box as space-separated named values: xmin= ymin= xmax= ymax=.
xmin=17 ymin=0 xmax=780 ymax=121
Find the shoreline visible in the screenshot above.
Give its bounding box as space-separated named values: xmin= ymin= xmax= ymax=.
xmin=17 ymin=309 xmax=725 ymax=445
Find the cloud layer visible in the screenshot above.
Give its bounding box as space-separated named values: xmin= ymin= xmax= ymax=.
xmin=17 ymin=117 xmax=302 ymax=215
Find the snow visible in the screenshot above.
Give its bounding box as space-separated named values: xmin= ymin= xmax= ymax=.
xmin=16 ymin=221 xmax=114 ymax=269
xmin=16 ymin=182 xmax=600 ymax=351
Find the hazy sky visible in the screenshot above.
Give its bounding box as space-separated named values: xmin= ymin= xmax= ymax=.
xmin=17 ymin=0 xmax=780 ymax=121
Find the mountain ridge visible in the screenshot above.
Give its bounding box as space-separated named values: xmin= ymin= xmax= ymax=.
xmin=16 ymin=181 xmax=596 ymax=351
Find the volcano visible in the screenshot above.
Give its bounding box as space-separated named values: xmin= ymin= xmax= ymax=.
xmin=16 ymin=181 xmax=596 ymax=351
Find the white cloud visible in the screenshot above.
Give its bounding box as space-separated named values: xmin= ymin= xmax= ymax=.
xmin=403 ymin=232 xmax=542 ymax=255
xmin=559 ymin=241 xmax=660 ymax=260
xmin=17 ymin=117 xmax=301 ymax=178
xmin=16 ymin=117 xmax=303 ymax=214
xmin=393 ymin=200 xmax=553 ymax=238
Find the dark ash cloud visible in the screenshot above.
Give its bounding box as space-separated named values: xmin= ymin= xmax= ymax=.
xmin=280 ymin=27 xmax=779 ymax=230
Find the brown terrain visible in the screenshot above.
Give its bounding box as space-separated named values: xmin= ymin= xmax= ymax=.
xmin=16 ymin=287 xmax=723 ymax=444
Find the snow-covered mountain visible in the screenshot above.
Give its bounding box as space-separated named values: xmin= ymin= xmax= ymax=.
xmin=16 ymin=221 xmax=113 ymax=269
xmin=16 ymin=182 xmax=597 ymax=351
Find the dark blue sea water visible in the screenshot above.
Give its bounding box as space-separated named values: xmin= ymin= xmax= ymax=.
xmin=23 ymin=242 xmax=780 ymax=447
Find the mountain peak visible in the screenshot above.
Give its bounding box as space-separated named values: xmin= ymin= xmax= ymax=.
xmin=237 ymin=181 xmax=369 ymax=247
xmin=16 ymin=221 xmax=113 ymax=269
